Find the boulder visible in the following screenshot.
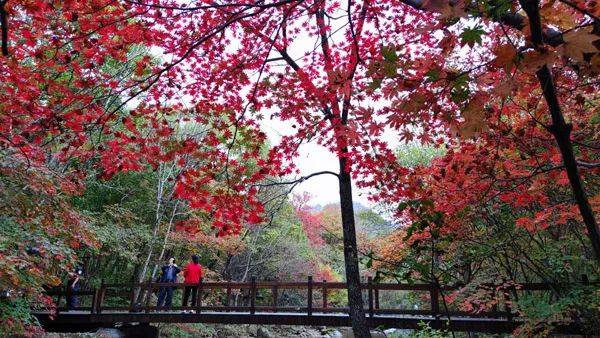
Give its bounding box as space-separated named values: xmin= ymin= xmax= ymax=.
xmin=95 ymin=328 xmax=125 ymax=338
xmin=327 ymin=330 xmax=343 ymax=338
xmin=339 ymin=328 xmax=387 ymax=338
xmin=257 ymin=327 xmax=274 ymax=338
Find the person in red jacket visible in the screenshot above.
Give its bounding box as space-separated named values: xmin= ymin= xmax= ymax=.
xmin=182 ymin=254 xmax=203 ymax=312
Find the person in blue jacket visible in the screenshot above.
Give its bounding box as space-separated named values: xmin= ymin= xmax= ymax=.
xmin=156 ymin=258 xmax=180 ymax=309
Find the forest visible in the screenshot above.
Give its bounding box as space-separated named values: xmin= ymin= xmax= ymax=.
xmin=0 ymin=0 xmax=599 ymax=337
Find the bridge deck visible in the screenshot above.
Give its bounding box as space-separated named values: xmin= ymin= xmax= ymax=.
xmin=34 ymin=310 xmax=522 ymax=333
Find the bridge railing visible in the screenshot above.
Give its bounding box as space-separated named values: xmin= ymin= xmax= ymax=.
xmin=46 ymin=278 xmax=559 ymax=318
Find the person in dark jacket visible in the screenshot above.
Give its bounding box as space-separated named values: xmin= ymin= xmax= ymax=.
xmin=66 ymin=268 xmax=83 ymax=310
xmin=156 ymin=258 xmax=180 ymax=309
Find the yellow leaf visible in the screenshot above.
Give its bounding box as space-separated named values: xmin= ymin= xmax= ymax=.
xmin=540 ymin=0 xmax=576 ymax=29
xmin=562 ymin=27 xmax=599 ymax=63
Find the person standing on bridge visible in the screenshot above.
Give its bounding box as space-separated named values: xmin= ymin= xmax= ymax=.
xmin=156 ymin=258 xmax=180 ymax=309
xmin=66 ymin=268 xmax=83 ymax=311
xmin=182 ymin=254 xmax=203 ymax=313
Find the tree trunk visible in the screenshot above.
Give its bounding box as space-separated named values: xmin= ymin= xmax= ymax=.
xmin=338 ymin=154 xmax=371 ymax=338
xmin=517 ymin=0 xmax=600 ymax=262
xmin=535 ymin=65 xmax=600 ymax=262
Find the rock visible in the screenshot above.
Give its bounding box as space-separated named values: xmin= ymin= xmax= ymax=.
xmin=370 ymin=331 xmax=386 ymax=338
xmin=257 ymin=327 xmax=274 ymax=338
xmin=339 ymin=328 xmax=386 ymax=338
xmin=96 ymin=328 xmax=125 ymax=338
xmin=384 ymin=328 xmax=397 ymax=336
xmin=385 ymin=328 xmax=413 ymax=337
xmin=328 ymin=330 xmax=343 ymax=338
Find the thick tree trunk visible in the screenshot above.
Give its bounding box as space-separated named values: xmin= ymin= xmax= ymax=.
xmin=338 ymin=155 xmax=371 ymax=338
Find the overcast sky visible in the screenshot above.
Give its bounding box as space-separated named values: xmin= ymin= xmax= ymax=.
xmin=262 ymin=117 xmax=401 ymax=208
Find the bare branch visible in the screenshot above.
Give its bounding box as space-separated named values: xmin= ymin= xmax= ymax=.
xmin=252 ymin=170 xmax=340 ymax=187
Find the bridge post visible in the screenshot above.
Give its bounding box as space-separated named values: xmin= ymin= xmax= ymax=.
xmin=307 ymin=276 xmax=313 ymax=316
xmin=56 ymin=286 xmax=65 ymax=315
xmin=226 ymin=281 xmax=231 ymax=311
xmin=322 ymin=279 xmax=327 ymax=311
xmin=272 ymin=285 xmax=278 ymax=312
xmin=96 ymin=280 xmax=106 ymax=314
xmin=91 ymin=288 xmax=98 ymax=314
xmin=128 ymin=283 xmax=137 ymax=312
xmin=367 ymin=277 xmax=374 ymax=317
xmin=144 ymin=281 xmax=153 ymax=313
xmin=250 ymin=277 xmax=256 ymax=315
xmin=503 ymin=290 xmax=512 ymax=320
xmin=197 ymin=278 xmax=203 ymax=314
xmin=374 ymin=284 xmax=380 ymax=311
xmin=430 ymin=284 xmax=440 ymax=317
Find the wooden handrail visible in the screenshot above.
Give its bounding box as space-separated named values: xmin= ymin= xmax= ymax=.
xmin=88 ymin=281 xmax=593 ymax=290
xmin=46 ymin=279 xmax=588 ymax=318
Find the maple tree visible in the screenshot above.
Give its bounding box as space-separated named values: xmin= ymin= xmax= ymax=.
xmin=1 ymin=0 xmax=599 ymax=336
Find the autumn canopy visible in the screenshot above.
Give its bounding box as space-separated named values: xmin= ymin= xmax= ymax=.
xmin=0 ymin=0 xmax=599 ymax=336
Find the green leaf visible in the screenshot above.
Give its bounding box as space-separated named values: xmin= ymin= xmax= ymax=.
xmin=381 ymin=45 xmax=398 ymax=62
xmin=368 ymin=77 xmax=382 ymax=90
xmin=397 ymin=201 xmax=409 ymax=211
xmin=382 ymin=61 xmax=397 ymax=77
xmin=482 ymin=0 xmax=513 ymax=19
xmin=460 ymin=26 xmax=486 ymax=47
xmin=425 ymin=69 xmax=440 ymax=82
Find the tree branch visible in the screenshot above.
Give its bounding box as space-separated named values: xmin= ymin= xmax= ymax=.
xmin=397 ymin=0 xmax=564 ymax=46
xmin=252 ymin=170 xmax=339 ymax=187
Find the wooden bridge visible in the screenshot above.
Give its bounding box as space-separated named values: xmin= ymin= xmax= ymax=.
xmin=35 ymin=277 xmax=581 ymax=334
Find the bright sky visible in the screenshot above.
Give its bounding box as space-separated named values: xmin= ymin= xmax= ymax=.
xmin=262 ymin=118 xmax=400 ymax=208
